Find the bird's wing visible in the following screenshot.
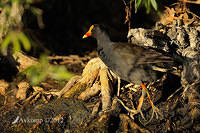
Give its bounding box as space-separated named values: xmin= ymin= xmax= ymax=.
xmin=111 ymin=43 xmax=174 ymax=65
xmin=136 ymin=48 xmax=174 ymax=65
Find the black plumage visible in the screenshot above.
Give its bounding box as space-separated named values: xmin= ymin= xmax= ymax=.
xmin=85 ymin=24 xmax=178 ymax=85
xmin=83 ymin=24 xmax=182 ymax=124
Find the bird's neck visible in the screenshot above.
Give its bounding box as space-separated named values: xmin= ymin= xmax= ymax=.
xmin=95 ymin=32 xmax=111 ymax=48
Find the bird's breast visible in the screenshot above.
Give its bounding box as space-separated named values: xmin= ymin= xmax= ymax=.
xmin=97 ymin=47 xmax=132 ymax=80
xmin=97 ymin=47 xmax=158 ymax=84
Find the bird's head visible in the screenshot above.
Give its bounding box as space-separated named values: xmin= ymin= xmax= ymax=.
xmin=82 ymin=25 xmax=94 ymax=39
xmin=82 ymin=24 xmax=111 ymax=43
xmin=83 ymin=24 xmax=106 ymax=39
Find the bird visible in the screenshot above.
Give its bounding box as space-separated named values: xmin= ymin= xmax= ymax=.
xmin=83 ymin=24 xmax=182 ymax=124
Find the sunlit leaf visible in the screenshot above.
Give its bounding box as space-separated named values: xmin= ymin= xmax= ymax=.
xmin=151 ymin=0 xmax=158 ymax=10
xmin=30 ymin=7 xmax=44 ymax=28
xmin=39 ymin=54 xmax=49 ymax=65
xmin=1 ymin=33 xmax=11 ymax=53
xmin=146 ymin=0 xmax=151 ymax=14
xmin=22 ymin=54 xmax=74 ymax=85
xmin=23 ymin=63 xmax=48 ymax=85
xmin=136 ymin=0 xmax=142 ymax=8
xmin=31 ymin=70 xmax=48 ymax=85
xmin=30 ymin=7 xmax=43 ymax=16
xmin=50 ymin=65 xmax=74 ymax=80
xmin=144 ymin=0 xmax=148 ymax=9
xmin=26 ymin=0 xmax=33 ymax=4
xmin=12 ymin=33 xmax=21 ymax=52
xmin=18 ymin=32 xmax=31 ymax=51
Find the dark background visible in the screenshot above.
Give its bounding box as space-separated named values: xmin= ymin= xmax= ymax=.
xmin=22 ymin=0 xmax=199 ymax=56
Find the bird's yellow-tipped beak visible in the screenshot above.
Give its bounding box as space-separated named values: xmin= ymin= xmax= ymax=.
xmin=82 ymin=33 xmax=90 ymax=39
xmin=82 ymin=25 xmax=94 ymax=39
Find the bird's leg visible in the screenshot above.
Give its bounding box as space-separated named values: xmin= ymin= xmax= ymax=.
xmin=117 ymin=84 xmax=150 ymax=121
xmin=118 ymin=83 xmax=162 ymax=123
xmin=117 ymin=98 xmax=145 ymax=120
xmin=117 ymin=77 xmax=121 ymax=96
xmin=136 ymin=85 xmax=147 ymax=120
xmin=140 ymin=84 xmax=162 ymax=125
xmin=117 ymin=95 xmax=146 ymax=120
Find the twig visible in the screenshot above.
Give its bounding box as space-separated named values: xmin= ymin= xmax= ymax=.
xmin=122 ymin=0 xmax=132 ymax=30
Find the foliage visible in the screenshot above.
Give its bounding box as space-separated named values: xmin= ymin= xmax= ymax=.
xmin=1 ymin=31 xmax=31 ymax=54
xmin=135 ymin=0 xmax=158 ymax=14
xmin=0 ymin=0 xmax=42 ymax=54
xmin=0 ymin=0 xmax=74 ymax=85
xmin=22 ymin=55 xmax=74 ymax=85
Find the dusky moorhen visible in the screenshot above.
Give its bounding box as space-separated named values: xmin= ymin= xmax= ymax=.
xmin=83 ymin=24 xmax=180 ymax=123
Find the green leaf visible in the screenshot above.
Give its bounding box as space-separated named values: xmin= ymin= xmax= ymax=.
xmin=144 ymin=0 xmax=148 ymax=9
xmin=39 ymin=54 xmax=49 ymax=65
xmin=22 ymin=54 xmax=74 ymax=85
xmin=12 ymin=33 xmax=21 ymax=52
xmin=30 ymin=7 xmax=42 ymax=16
xmin=50 ymin=65 xmax=74 ymax=80
xmin=1 ymin=34 xmax=11 ymax=52
xmin=145 ymin=0 xmax=151 ymax=14
xmin=23 ymin=64 xmax=48 ymax=85
xmin=18 ymin=32 xmax=31 ymax=51
xmin=151 ymin=0 xmax=158 ymax=10
xmin=26 ymin=0 xmax=33 ymax=4
xmin=136 ymin=0 xmax=142 ymax=8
